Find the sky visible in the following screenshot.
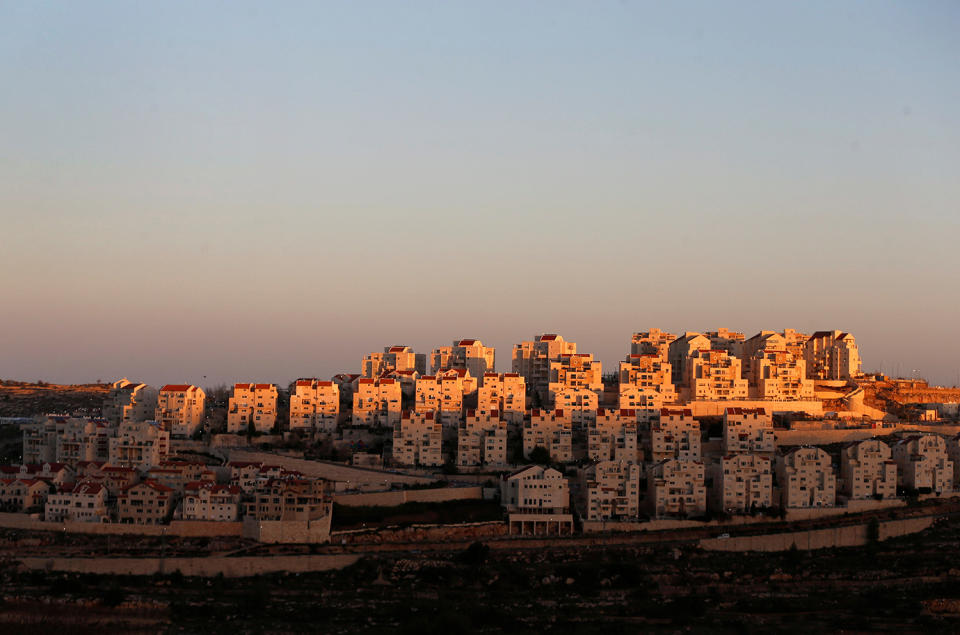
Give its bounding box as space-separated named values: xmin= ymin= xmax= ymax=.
xmin=1 ymin=1 xmax=958 ymax=388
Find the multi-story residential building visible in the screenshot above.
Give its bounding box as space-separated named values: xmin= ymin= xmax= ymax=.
xmin=892 ymin=435 xmax=953 ymax=495
xmin=352 ymin=378 xmax=402 ymax=428
xmin=180 ymin=481 xmax=243 ymax=522
xmin=722 ymin=407 xmax=775 ymax=455
xmin=748 ymin=350 xmax=814 ymax=400
xmin=414 ymin=370 xmax=475 ymax=426
xmin=840 ymin=439 xmax=898 ymax=500
xmin=155 ymin=384 xmax=206 ymax=438
xmin=618 ymin=385 xmax=669 ymax=422
xmin=144 ymin=459 xmax=216 ymax=493
xmin=44 ymin=481 xmax=108 ymax=523
xmin=547 ymin=353 xmax=603 ymax=405
xmin=740 ymin=330 xmax=809 ymax=377
xmin=803 ymin=331 xmax=862 ymax=380
xmin=667 ymin=332 xmax=711 ymax=387
xmin=947 ymin=434 xmax=960 ymax=489
xmin=0 ymin=478 xmax=52 ymax=513
xmin=584 ymin=460 xmax=642 ymax=521
xmin=430 ymin=339 xmax=496 ymax=384
xmin=391 ymin=411 xmax=443 ymax=467
xmin=244 ymin=477 xmax=329 ymax=522
xmin=647 ymin=459 xmax=706 ymax=518
xmin=361 ymin=345 xmax=427 ymax=378
xmin=116 ymin=480 xmax=175 ymax=525
xmin=618 ymin=354 xmax=677 ymax=403
xmin=649 ymin=408 xmax=701 ymax=462
xmin=477 ymin=373 xmax=526 ymax=425
xmin=523 ymin=409 xmax=573 ymax=463
xmin=552 ymin=387 xmax=599 ymax=427
xmin=776 ymin=447 xmax=836 ymax=508
xmin=102 ymin=379 xmax=159 ymax=425
xmin=108 ymin=421 xmax=170 ymax=468
xmin=512 ymin=334 xmax=577 ymax=403
xmin=226 ymin=383 xmax=278 ymax=434
xmin=684 ymin=349 xmax=749 ymax=401
xmin=709 ymin=454 xmax=773 ymax=514
xmin=501 ymin=465 xmax=569 ymax=513
xmin=98 ymin=465 xmax=140 ymax=495
xmin=55 ymin=418 xmax=113 ymax=467
xmin=630 ymin=328 xmax=677 ymax=358
xmin=289 ymin=379 xmax=340 ymax=434
xmin=705 ymin=328 xmax=745 ymax=357
xmin=587 ymin=409 xmax=639 ymax=463
xmin=21 ymin=415 xmax=64 ymax=465
xmin=457 ymin=410 xmax=508 ymax=468
xmin=226 ymin=461 xmax=265 ymax=494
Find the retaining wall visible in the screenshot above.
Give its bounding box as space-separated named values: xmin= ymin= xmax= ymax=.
xmin=333 ymin=486 xmax=483 ymax=507
xmin=699 ymin=516 xmax=934 ymax=552
xmin=0 ymin=513 xmax=242 ymax=537
xmin=15 ymin=554 xmax=361 ymax=577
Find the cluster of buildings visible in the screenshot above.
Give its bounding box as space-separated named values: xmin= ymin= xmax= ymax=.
xmin=0 ymin=453 xmax=330 ymax=532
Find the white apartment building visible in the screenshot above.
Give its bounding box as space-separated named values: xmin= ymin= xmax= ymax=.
xmin=226 ymin=383 xmax=278 ymax=434
xmin=667 ymin=332 xmax=711 ymax=387
xmin=722 ymin=407 xmax=775 ymax=455
xmin=289 ymin=379 xmax=340 ymax=433
xmin=892 ymin=435 xmax=953 ymax=495
xmin=840 ymin=439 xmax=897 ymax=500
xmin=618 ymin=354 xmax=677 ymax=404
xmin=352 ymin=378 xmax=402 ymax=428
xmin=44 ymin=481 xmax=108 ymax=523
xmin=709 ymin=454 xmax=773 ymax=514
xmin=457 ymin=409 xmax=508 ymax=468
xmin=501 ymin=465 xmax=569 ymax=513
xmin=155 ymin=384 xmax=205 ymax=438
xmin=584 ymin=460 xmax=642 ymax=521
xmin=618 ymin=385 xmax=668 ymax=422
xmin=587 ymin=408 xmax=639 ymax=463
xmin=391 ymin=411 xmax=443 ymax=468
xmin=552 ymin=386 xmax=599 ymax=427
xmin=180 ymin=482 xmax=243 ymax=522
xmin=102 ymin=379 xmax=159 ymax=425
xmin=54 ymin=418 xmax=114 ymax=467
xmin=523 ymin=409 xmax=573 ymax=463
xmin=415 ymin=370 xmax=473 ymax=426
xmin=108 ymin=421 xmax=170 ymax=468
xmin=649 ymin=408 xmax=701 ymax=462
xmin=362 ymin=345 xmax=427 ymax=378
xmin=547 ymin=353 xmax=603 ymax=405
xmin=430 ymin=339 xmax=496 ymax=385
xmin=477 ymin=373 xmax=526 ymax=425
xmin=684 ymin=349 xmax=750 ymax=402
xmin=630 ymin=328 xmax=677 ymax=358
xmin=777 ymin=447 xmax=836 ymax=508
xmin=706 ymin=328 xmax=745 ymax=357
xmin=512 ymin=334 xmax=577 ymax=403
xmin=748 ymin=350 xmax=814 ymax=400
xmin=804 ymin=331 xmax=862 ymax=380
xmin=647 ymin=459 xmax=706 ymax=518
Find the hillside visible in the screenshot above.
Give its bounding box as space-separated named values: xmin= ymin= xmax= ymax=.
xmin=0 ymin=380 xmax=109 ymax=418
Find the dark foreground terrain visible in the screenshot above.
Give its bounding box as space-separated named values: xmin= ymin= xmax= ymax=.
xmin=4 ymin=519 xmax=960 ymax=633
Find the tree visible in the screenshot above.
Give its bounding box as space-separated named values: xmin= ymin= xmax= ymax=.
xmin=529 ymin=445 xmax=551 ymax=465
xmin=247 ymin=421 xmax=256 ymax=438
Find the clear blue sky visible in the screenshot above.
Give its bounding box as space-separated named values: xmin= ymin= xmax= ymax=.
xmin=1 ymin=1 xmax=958 ymax=387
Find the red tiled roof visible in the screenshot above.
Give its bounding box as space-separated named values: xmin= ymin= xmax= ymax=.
xmin=457 ymin=339 xmax=478 ymax=346
xmin=161 ymin=384 xmax=193 ymax=392
xmin=254 ymin=383 xmax=273 ymax=390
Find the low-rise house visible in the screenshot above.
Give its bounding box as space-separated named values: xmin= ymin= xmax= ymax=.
xmin=227 ymin=461 xmax=264 ymax=493
xmin=777 ymin=447 xmax=836 ymax=508
xmin=583 ymin=460 xmax=642 ymax=521
xmin=501 ymin=465 xmax=570 ymax=513
xmin=116 ymin=480 xmax=175 ymax=525
xmin=244 ymin=477 xmax=329 ymax=522
xmin=892 ymin=435 xmax=953 ymax=495
xmin=0 ymin=478 xmax=52 ymax=513
xmin=709 ymin=454 xmax=773 ymax=514
xmin=840 ymin=439 xmax=897 ymax=500
xmin=44 ymin=481 xmax=108 ymax=522
xmin=180 ymin=481 xmax=242 ymax=522
xmin=722 ymin=407 xmax=775 ymax=455
xmin=647 ymin=459 xmax=706 ymax=518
